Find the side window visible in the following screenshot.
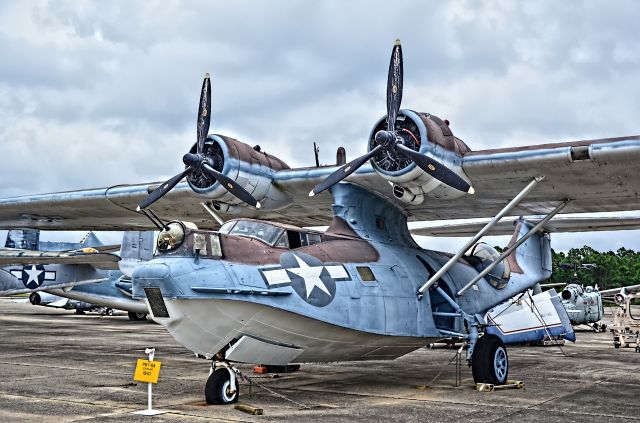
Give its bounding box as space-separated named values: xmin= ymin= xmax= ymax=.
xmin=287 ymin=231 xmax=302 ymax=249
xmin=356 ymin=266 xmax=376 ymax=282
xmin=275 ymin=233 xmax=290 ymax=249
xmin=307 ymin=233 xmax=322 ymax=245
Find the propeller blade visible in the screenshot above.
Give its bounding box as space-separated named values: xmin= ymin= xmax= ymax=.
xmin=309 ymin=145 xmax=383 ymax=196
xmin=137 ymin=167 xmax=193 ymax=211
xmin=386 ymin=39 xmax=403 ymax=133
xmin=202 ymin=163 xmax=261 ymax=208
xmin=395 ymin=144 xmax=474 ymax=194
xmin=196 ymin=73 xmax=211 ymax=154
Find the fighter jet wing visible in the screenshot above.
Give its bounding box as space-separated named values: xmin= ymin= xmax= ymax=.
xmin=409 ymin=214 xmax=640 ymax=237
xmin=0 ymin=248 xmax=120 ymax=269
xmin=0 ymin=135 xmax=637 ymax=230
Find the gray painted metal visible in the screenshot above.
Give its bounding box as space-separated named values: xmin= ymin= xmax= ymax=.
xmin=131 ymin=184 xmax=554 ymax=364
xmin=225 ymin=335 xmax=303 ymax=365
xmin=457 ymin=200 xmax=568 ymax=296
xmin=418 ymin=176 xmax=544 ymax=294
xmin=0 ymin=136 xmax=637 ymax=230
xmin=410 ymin=214 xmax=640 ymax=237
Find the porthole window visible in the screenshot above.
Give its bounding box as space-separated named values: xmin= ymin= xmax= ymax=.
xmin=356 ymin=266 xmax=376 ymax=282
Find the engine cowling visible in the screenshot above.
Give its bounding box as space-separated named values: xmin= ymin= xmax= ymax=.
xmin=29 ymin=292 xmax=64 ymax=306
xmin=368 ymin=110 xmax=472 ymax=203
xmin=185 ymin=135 xmax=291 ymax=211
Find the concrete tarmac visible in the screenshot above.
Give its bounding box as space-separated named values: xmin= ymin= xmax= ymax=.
xmin=1 ymin=298 xmax=640 ymax=422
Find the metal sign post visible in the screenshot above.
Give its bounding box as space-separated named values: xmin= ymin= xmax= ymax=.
xmin=132 ymin=348 xmax=168 ymax=416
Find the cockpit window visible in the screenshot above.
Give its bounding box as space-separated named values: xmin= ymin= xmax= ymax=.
xmin=218 ymin=221 xmax=236 ymax=234
xmin=274 ymin=232 xmax=290 ymax=248
xmin=228 ymin=220 xmax=284 ymax=246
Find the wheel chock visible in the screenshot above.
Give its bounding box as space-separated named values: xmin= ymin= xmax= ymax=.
xmin=235 ymin=403 xmax=264 ymax=415
xmin=253 ymin=364 xmax=300 ymax=374
xmin=253 ymin=365 xmax=268 ymax=374
xmin=475 ymin=380 xmax=524 ymax=392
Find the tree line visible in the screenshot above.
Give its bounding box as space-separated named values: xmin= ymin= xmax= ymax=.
xmin=549 ymin=246 xmax=640 ymax=290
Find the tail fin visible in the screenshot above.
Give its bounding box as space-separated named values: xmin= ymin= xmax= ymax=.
xmin=503 ymin=219 xmax=552 ymax=296
xmin=118 ymin=232 xmax=154 ymax=277
xmin=79 ymin=232 xmax=103 ymax=248
xmin=5 ymin=229 xmax=40 ymax=250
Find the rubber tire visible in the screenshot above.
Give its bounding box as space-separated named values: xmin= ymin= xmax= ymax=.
xmin=128 ymin=312 xmax=147 ymax=321
xmin=205 ymin=368 xmax=239 ymax=405
xmin=471 ymin=334 xmax=509 ymax=385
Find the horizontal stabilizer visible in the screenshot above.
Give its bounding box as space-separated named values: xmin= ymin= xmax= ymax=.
xmin=599 ymin=284 xmax=640 ymax=297
xmin=410 ymin=214 xmax=640 ymax=237
xmin=0 ymin=248 xmax=120 ymax=269
xmin=485 ymin=289 xmax=575 ymax=345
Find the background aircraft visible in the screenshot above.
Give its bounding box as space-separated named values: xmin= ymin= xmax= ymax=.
xmin=0 ymin=41 xmax=637 ymax=404
xmin=0 ymin=230 xmax=153 ymax=320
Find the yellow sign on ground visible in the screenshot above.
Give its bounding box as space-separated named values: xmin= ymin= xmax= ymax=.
xmin=133 ymin=359 xmax=162 ymax=384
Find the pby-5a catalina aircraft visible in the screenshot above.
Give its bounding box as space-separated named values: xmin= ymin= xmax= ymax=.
xmin=0 ymin=40 xmax=639 ymax=404
xmin=0 ymin=230 xmax=153 ymax=320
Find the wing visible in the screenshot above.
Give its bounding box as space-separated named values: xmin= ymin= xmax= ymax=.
xmin=0 ymin=248 xmax=120 ymax=269
xmin=409 ymin=215 xmax=640 ymax=237
xmin=0 ymin=135 xmax=638 ymax=230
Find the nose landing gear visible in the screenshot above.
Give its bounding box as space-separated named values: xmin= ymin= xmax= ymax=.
xmin=205 ymin=361 xmax=239 ymax=404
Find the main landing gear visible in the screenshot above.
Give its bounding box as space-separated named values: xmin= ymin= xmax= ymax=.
xmin=205 ymin=361 xmax=239 ymax=404
xmin=128 ymin=311 xmax=148 ymax=321
xmin=471 ymin=334 xmax=509 ymax=385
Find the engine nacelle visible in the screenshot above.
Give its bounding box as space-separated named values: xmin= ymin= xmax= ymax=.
xmin=29 ymin=292 xmax=64 ymax=306
xmin=185 ymin=135 xmax=291 ymax=210
xmin=368 ymin=110 xmax=472 ymax=200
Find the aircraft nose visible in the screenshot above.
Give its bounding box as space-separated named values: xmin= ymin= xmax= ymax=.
xmin=132 ymin=262 xmax=170 ymax=280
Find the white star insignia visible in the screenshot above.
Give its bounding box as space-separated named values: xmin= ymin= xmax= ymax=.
xmin=287 ymin=254 xmax=332 ymax=298
xmin=23 ymin=265 xmax=43 ymax=286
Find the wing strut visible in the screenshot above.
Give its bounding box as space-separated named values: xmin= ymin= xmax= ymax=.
xmin=416 ymin=176 xmax=546 ymax=297
xmin=456 ymin=199 xmax=569 ymax=297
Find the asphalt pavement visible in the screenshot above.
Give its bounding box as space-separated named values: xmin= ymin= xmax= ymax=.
xmin=1 ymin=298 xmax=639 ymax=422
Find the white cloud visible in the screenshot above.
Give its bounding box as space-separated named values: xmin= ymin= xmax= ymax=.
xmin=0 ymin=0 xmax=638 ymax=251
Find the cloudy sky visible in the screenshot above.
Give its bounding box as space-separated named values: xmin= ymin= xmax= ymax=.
xmin=0 ymin=1 xmax=639 ymax=252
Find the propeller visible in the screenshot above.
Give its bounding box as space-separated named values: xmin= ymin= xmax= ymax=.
xmin=137 ymin=73 xmax=261 ymax=211
xmin=309 ymin=40 xmax=474 ymax=197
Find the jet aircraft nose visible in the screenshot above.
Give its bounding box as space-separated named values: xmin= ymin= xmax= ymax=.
xmin=132 ymin=262 xmax=170 ymax=280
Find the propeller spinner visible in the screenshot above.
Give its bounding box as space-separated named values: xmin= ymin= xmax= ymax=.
xmin=138 ymin=74 xmax=261 ymax=211
xmin=310 ymin=40 xmax=474 ymax=197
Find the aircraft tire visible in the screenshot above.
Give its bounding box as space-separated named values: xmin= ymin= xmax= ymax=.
xmin=205 ymin=368 xmax=239 ymax=404
xmin=128 ymin=312 xmax=147 ymax=321
xmin=471 ymin=334 xmax=508 ymax=385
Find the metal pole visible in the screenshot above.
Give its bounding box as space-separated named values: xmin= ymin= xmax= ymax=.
xmin=456 ymin=200 xmax=569 ymax=297
xmin=146 ymin=348 xmax=155 ymax=412
xmin=201 ymin=202 xmax=225 ymax=226
xmin=417 ymin=176 xmax=545 ymax=295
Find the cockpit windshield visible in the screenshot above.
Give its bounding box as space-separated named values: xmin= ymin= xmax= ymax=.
xmin=227 ymin=220 xmax=284 ymax=246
